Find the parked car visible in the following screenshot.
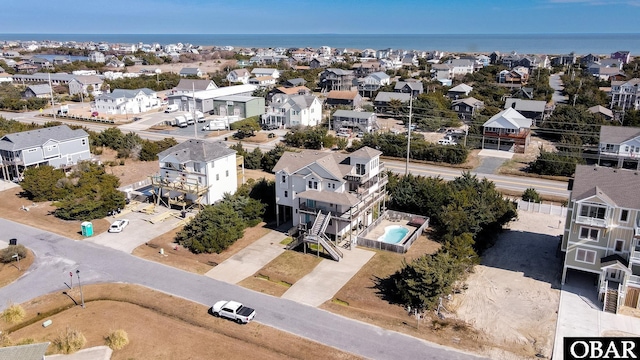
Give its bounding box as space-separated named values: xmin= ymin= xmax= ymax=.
xmin=262 ymin=123 xmax=279 ymax=131
xmin=91 ymin=111 xmax=99 ymax=117
xmin=356 ymin=131 xmax=364 ymax=138
xmin=108 ymin=219 xmax=129 ymax=233
xmin=210 ymin=300 xmax=256 ymax=324
xmin=165 ymin=104 xmax=179 ymax=113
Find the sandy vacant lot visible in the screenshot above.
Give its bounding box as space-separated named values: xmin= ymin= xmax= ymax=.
xmin=450 ymin=210 xmax=564 ymax=359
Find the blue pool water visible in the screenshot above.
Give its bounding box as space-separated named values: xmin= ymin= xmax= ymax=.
xmin=378 ymin=225 xmax=409 ymax=244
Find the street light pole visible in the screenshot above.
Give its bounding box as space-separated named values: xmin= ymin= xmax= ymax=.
xmin=76 ymin=270 xmax=85 ymax=308
xmin=405 ymin=96 xmax=413 ymax=175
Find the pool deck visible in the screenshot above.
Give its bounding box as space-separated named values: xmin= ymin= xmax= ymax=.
xmin=362 ymin=219 xmax=416 ymax=242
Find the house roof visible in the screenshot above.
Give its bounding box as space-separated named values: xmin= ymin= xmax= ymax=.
xmin=350 ymin=146 xmax=382 ymax=159
xmin=274 ymin=86 xmax=310 ymax=95
xmin=394 ymin=81 xmax=423 ymax=92
xmin=452 ymin=97 xmax=484 ymax=107
xmin=285 ymin=78 xmax=306 ymax=86
xmin=599 ymin=125 xmax=640 ymax=144
xmin=273 ymin=147 xmax=380 ymax=178
xmin=333 ymin=110 xmax=375 ymax=119
xmin=572 ymin=165 xmax=640 ymax=209
xmin=368 ymin=72 xmax=390 ymax=81
xmin=0 ymin=125 xmax=89 ymax=151
xmin=157 ymin=139 xmax=235 ymax=163
xmin=504 ymin=99 xmax=547 ymax=112
xmin=325 ymin=68 xmax=353 ymax=76
xmin=374 ymin=92 xmax=411 ymax=103
xmin=180 ymin=67 xmax=201 ymax=74
xmin=483 ymin=107 xmax=532 ymax=129
xmin=71 ymin=75 xmax=103 ymax=85
xmin=251 ymin=68 xmax=278 ymax=74
xmin=230 ymin=69 xmax=250 ymax=77
xmin=297 ymin=190 xmax=361 ymax=207
xmin=215 ymin=95 xmax=256 ymax=103
xmin=0 ymin=342 xmax=49 ymax=360
xmin=26 ymin=84 xmax=52 ymax=95
xmin=174 ymin=79 xmax=217 ymax=91
xmin=327 ymin=90 xmax=359 ymax=100
xmin=174 ymin=84 xmax=258 ymax=101
xmin=588 ymin=105 xmax=614 ymax=119
xmin=100 ymin=88 xmax=156 ymax=100
xmin=449 ymin=83 xmax=473 ymax=93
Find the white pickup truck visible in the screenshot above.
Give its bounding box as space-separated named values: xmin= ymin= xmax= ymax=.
xmin=210 ymin=300 xmax=256 ymax=324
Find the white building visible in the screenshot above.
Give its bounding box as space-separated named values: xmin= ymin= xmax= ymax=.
xmin=226 ymin=69 xmax=251 ymax=84
xmin=88 ymin=51 xmax=105 ymax=63
xmin=251 ymin=68 xmax=280 ymax=79
xmin=262 ymin=93 xmax=322 ymax=128
xmin=94 ymin=88 xmax=160 ymax=115
xmin=155 ymin=140 xmax=238 ymax=206
xmin=273 ymin=147 xmax=387 ymax=248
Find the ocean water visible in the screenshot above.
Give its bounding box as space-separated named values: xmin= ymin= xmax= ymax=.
xmin=1 ymin=33 xmax=639 ymax=55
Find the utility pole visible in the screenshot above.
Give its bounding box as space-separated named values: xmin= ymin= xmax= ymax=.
xmin=76 ymin=269 xmax=85 ymax=309
xmin=405 ymin=96 xmax=413 ymax=175
xmin=48 ymin=73 xmax=56 ymax=121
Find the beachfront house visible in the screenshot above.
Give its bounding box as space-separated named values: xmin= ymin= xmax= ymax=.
xmin=0 ymin=125 xmax=91 ymax=181
xmin=320 ymin=68 xmax=356 ymax=91
xmin=561 ymin=165 xmax=640 ymax=314
xmin=332 ymin=110 xmax=377 ymax=133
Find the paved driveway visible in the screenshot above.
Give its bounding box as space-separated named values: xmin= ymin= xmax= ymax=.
xmin=552 ymin=271 xmax=640 ymax=360
xmin=0 ymin=218 xmax=485 ymax=360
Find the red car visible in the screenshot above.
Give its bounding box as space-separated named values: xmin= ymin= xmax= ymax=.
xmin=91 ymin=111 xmax=99 ymax=117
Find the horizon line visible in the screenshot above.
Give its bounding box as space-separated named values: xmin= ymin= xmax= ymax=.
xmin=1 ymin=32 xmax=640 ymax=36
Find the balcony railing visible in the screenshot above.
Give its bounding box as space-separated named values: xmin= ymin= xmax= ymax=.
xmin=631 ymin=249 xmax=640 ymax=263
xmin=575 ymin=215 xmax=610 ymax=228
xmin=628 ymin=275 xmax=640 ymax=287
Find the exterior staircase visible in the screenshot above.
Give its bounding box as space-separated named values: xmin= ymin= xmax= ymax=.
xmin=289 ymin=210 xmax=343 ymax=261
xmin=604 ymin=288 xmax=619 ymax=314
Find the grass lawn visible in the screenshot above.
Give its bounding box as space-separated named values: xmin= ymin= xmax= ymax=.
xmin=238 ymin=251 xmax=322 ymax=297
xmin=3 ymin=284 xmax=362 ymax=359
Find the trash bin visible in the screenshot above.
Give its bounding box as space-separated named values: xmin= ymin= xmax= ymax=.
xmin=81 ymin=221 xmax=93 ymax=237
xmin=181 ymin=210 xmax=187 ymax=219
xmin=9 ymin=238 xmax=17 ymax=246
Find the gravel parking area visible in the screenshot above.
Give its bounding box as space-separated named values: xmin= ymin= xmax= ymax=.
xmin=449 ymin=210 xmax=564 ymax=360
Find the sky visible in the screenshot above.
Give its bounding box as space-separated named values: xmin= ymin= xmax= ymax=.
xmin=2 ymin=0 xmax=639 ymax=34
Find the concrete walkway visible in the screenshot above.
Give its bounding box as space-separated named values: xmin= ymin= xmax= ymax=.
xmin=204 ymin=230 xmax=287 ymax=283
xmin=281 ymin=247 xmax=375 ymax=307
xmin=552 ymin=271 xmax=640 ymax=360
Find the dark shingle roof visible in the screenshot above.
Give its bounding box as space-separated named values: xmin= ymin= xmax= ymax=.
xmin=572 ymin=165 xmax=640 ymax=209
xmin=157 ymin=139 xmax=236 ymax=163
xmin=0 ymin=125 xmax=88 ymax=151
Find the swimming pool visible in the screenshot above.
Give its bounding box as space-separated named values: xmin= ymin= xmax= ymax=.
xmin=378 ymin=225 xmax=409 ymax=244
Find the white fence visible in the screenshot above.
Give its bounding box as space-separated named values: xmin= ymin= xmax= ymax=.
xmin=516 ymin=200 xmax=567 ymax=217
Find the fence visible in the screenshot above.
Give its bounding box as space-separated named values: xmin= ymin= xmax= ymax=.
xmin=41 ymin=113 xmax=116 ymax=124
xmin=357 ymin=210 xmax=429 ymax=253
xmin=516 ymin=200 xmax=567 ymax=217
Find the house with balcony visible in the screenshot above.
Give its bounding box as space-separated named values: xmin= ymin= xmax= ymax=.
xmin=320 ymin=68 xmax=356 ymax=91
xmin=357 ymin=72 xmax=390 ymax=97
xmin=394 ymin=81 xmax=423 ymax=97
xmin=351 ymin=62 xmax=382 ymax=77
xmin=153 ymin=140 xmax=238 ymax=207
xmin=610 ymin=78 xmax=640 ymax=111
xmin=481 ymin=107 xmax=532 ymax=153
xmin=503 ymin=98 xmax=549 ymax=126
xmin=332 ymin=110 xmax=377 ymax=133
xmin=452 ymin=97 xmax=484 ymax=120
xmin=611 ymin=51 xmax=631 ymax=65
xmin=94 ymin=88 xmax=160 ymax=115
xmin=597 ymin=125 xmax=640 ymax=169
xmin=561 ymin=165 xmax=640 ymax=313
xmin=374 ymin=92 xmax=411 ymax=114
xmin=226 ymin=69 xmax=251 ymax=84
xmin=325 ymin=90 xmax=362 ymax=109
xmin=273 ymin=147 xmax=387 ymax=260
xmin=0 ymin=125 xmax=91 ymax=181
xmin=262 ymin=93 xmax=322 ymax=128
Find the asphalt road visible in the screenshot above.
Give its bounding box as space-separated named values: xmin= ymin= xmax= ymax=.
xmin=0 ymin=110 xmax=568 ymax=198
xmin=0 ymin=218 xmax=486 ymax=360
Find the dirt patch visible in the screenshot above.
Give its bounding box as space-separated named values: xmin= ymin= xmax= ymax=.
xmin=0 ymin=187 xmax=110 ymax=240
xmin=448 ymin=211 xmax=563 ymax=359
xmin=320 ymin=236 xmax=486 ymax=353
xmin=132 ymin=223 xmax=271 ymax=274
xmin=242 ymin=169 xmax=275 ymax=182
xmin=237 ymin=133 xmax=270 ymax=144
xmin=238 ymin=251 xmax=322 ymax=297
xmin=4 ymin=283 xmax=361 ymax=360
xmin=127 ymin=59 xmax=237 ymax=78
xmin=99 ymin=148 xmax=159 ymax=187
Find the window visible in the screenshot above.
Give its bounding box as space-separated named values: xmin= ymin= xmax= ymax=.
xmin=579 ymin=227 xmax=599 ymax=241
xmin=216 ymin=174 xmax=219 ymax=181
xmin=308 ymin=181 xmax=312 ymax=188
xmin=282 ymin=175 xmax=286 ymax=183
xmin=226 ymin=170 xmax=229 ymax=177
xmin=284 ymin=191 xmax=288 ymax=198
xmin=579 ymin=205 xmax=606 ymax=219
xmin=81 ymin=139 xmax=86 ymax=146
xmin=194 ymin=162 xmax=201 ymax=173
xmin=615 ymin=239 xmax=625 ymax=252
xmin=575 ymin=249 xmax=596 ymax=264
xmin=356 ymin=163 xmax=366 ymax=175
xmin=621 ymin=209 xmax=629 ymax=222
xmin=313 ymin=182 xmax=317 ymax=189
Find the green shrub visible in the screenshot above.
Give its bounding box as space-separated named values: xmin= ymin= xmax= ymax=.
xmin=0 ymin=245 xmax=28 ymax=264
xmin=105 ymin=329 xmax=129 ymax=350
xmin=52 ymin=327 xmax=86 ymax=354
xmin=522 ymin=188 xmax=542 ymax=203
